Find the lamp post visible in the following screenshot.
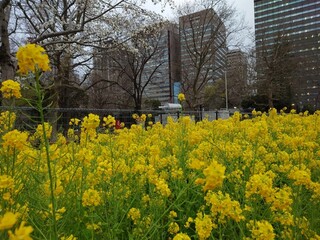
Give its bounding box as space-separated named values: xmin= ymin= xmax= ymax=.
xmin=225 ymin=71 xmax=228 ymax=111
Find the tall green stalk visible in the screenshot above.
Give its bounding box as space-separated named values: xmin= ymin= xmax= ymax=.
xmin=34 ymin=70 xmax=58 ymax=239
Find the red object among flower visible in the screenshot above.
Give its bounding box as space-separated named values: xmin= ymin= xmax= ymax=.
xmin=115 ymin=120 xmax=121 ymax=129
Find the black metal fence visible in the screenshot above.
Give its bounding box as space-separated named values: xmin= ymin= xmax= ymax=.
xmin=0 ymin=106 xmax=233 ymax=132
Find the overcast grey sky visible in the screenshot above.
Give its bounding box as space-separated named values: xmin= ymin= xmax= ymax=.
xmin=227 ymin=1 xmax=254 ymax=30
xmin=144 ymin=0 xmax=255 ymax=47
xmin=146 ymin=0 xmax=255 ymax=30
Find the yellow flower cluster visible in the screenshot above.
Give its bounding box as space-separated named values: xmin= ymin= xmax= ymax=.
xmin=132 ymin=113 xmax=147 ymax=122
xmin=246 ymin=220 xmax=275 ymax=240
xmin=8 ymin=221 xmax=33 ymax=240
xmin=0 ymin=79 xmax=22 ymax=99
xmin=178 ymin=93 xmax=186 ymax=102
xmin=33 ymin=122 xmax=52 ymax=141
xmin=103 ymin=115 xmax=116 ymax=128
xmin=0 ymin=107 xmax=319 ymax=239
xmin=2 ymin=129 xmax=29 ymax=153
xmin=16 ymin=43 xmax=51 ymax=74
xmin=0 ymin=212 xmax=33 ymax=240
xmin=0 ymin=175 xmax=15 ymax=189
xmin=0 ymin=212 xmax=18 ymax=230
xmin=69 ymin=118 xmax=81 ymax=126
xmin=0 ymin=111 xmax=16 ymax=133
xmin=195 ymin=160 xmax=226 ymax=191
xmin=204 ymin=191 xmax=245 ymax=223
xmin=82 ymin=188 xmax=102 ymax=207
xmin=60 ymin=234 xmax=77 ymax=240
xmin=173 ymin=232 xmax=191 ymax=240
xmin=246 ymin=172 xmax=275 ymax=201
xmin=194 ymin=212 xmax=216 ymax=240
xmin=168 ymin=222 xmax=180 ymax=235
xmin=81 ymin=113 xmax=100 ymax=139
xmin=82 ymin=113 xmax=100 ymax=131
xmin=127 ymin=208 xmax=141 ymax=224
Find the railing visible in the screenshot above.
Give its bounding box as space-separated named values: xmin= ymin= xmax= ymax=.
xmin=0 ymin=106 xmax=235 ymax=131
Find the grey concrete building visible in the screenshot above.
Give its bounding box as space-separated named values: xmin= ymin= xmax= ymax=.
xmin=254 ymin=0 xmax=320 ymax=110
xmin=142 ymin=23 xmax=181 ymax=106
xmin=226 ymin=49 xmax=248 ymax=108
xmin=179 ymin=8 xmax=227 ymax=110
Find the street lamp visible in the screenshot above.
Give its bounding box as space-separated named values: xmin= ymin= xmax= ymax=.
xmin=225 ymin=71 xmax=228 ymax=111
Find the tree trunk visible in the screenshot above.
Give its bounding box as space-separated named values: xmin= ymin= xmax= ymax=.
xmin=267 ymin=81 xmax=274 ymax=109
xmin=0 ymin=0 xmax=15 ymax=82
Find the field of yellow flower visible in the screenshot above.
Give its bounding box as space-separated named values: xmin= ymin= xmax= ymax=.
xmin=0 ymin=43 xmax=319 ymax=239
xmin=0 ymin=108 xmax=320 ymax=239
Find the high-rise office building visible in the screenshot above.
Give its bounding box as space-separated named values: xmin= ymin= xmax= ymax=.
xmin=179 ymin=9 xmax=227 ymax=110
xmin=91 ymin=23 xmax=181 ymax=109
xmin=226 ymin=49 xmax=248 ymax=107
xmin=142 ymin=23 xmax=181 ymax=105
xmin=254 ymin=0 xmax=320 ymax=110
xmin=90 ymin=46 xmax=133 ymax=109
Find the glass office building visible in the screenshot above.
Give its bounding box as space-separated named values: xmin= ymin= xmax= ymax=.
xmin=254 ymin=0 xmax=320 ymax=110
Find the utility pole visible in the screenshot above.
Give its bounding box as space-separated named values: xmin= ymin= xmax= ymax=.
xmin=225 ymin=71 xmax=228 ymax=110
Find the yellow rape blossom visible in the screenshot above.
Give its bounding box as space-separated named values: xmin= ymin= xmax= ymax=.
xmin=103 ymin=115 xmax=116 ymax=128
xmin=82 ymin=113 xmax=100 ymax=131
xmin=288 ymin=166 xmax=312 ymax=187
xmin=132 ymin=113 xmax=139 ymax=120
xmin=86 ymin=223 xmax=101 ymax=231
xmin=194 ymin=212 xmax=216 ymax=240
xmin=16 ymin=43 xmax=51 ymax=74
xmin=82 ymin=189 xmax=102 ymax=207
xmin=132 ymin=113 xmax=147 ymax=124
xmin=140 ymin=114 xmax=147 ymax=122
xmin=273 ymin=211 xmax=294 ymax=226
xmin=75 ymin=148 xmax=94 ymax=165
xmin=69 ymin=118 xmax=81 ymax=126
xmin=33 ymin=122 xmax=52 ymax=140
xmin=0 ymin=111 xmax=16 ymax=133
xmin=168 ymin=222 xmax=180 ymax=235
xmin=169 ymin=210 xmax=178 ymax=219
xmin=173 ymin=233 xmax=191 ymax=240
xmin=0 ymin=79 xmax=22 ymax=99
xmin=269 ymin=186 xmax=293 ymax=211
xmin=81 ymin=113 xmax=100 ymax=139
xmin=245 ymin=172 xmax=275 ymax=201
xmin=204 ymin=191 xmax=245 ymax=223
xmin=154 ymin=178 xmax=171 ymax=197
xmin=127 ymin=208 xmax=141 ymax=224
xmin=178 ymin=93 xmax=185 ymax=102
xmin=196 ymin=160 xmax=226 ymax=191
xmin=3 ymin=192 xmax=12 ymax=201
xmin=310 ymin=182 xmax=320 ymax=200
xmin=2 ymin=129 xmax=29 ymax=152
xmin=60 ymin=235 xmax=77 ymax=240
xmin=43 ymin=179 xmax=64 ymax=196
xmin=0 ymin=175 xmax=14 ymax=189
xmin=0 ymin=212 xmax=19 ymax=230
xmin=246 ymin=220 xmax=275 ymax=240
xmin=142 ymin=194 xmax=150 ymax=204
xmin=8 ymin=221 xmax=33 ymax=240
xmin=184 ymin=217 xmax=193 ymax=228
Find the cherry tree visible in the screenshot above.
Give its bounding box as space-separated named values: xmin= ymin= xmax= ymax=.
xmin=89 ymin=20 xmax=171 ymax=110
xmin=0 ymin=0 xmax=15 ymax=80
xmin=1 ymin=0 xmax=173 ymax=107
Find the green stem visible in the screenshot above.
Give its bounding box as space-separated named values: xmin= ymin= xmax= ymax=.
xmin=143 ymin=176 xmax=196 ymax=239
xmin=35 ymin=70 xmax=58 ymax=239
xmin=11 ymin=148 xmax=16 ymax=177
